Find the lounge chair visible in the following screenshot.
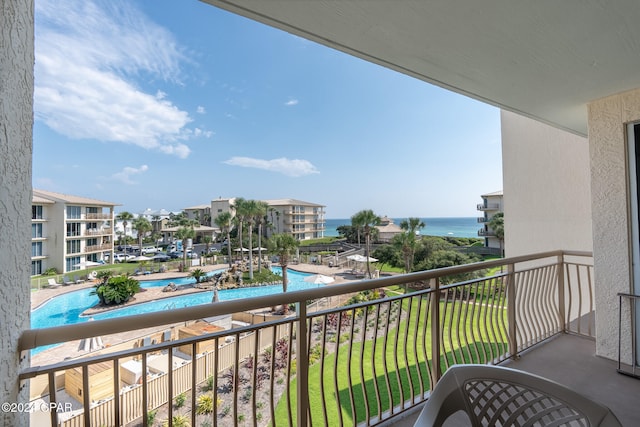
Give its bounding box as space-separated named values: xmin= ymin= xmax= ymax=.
xmin=46 ymin=278 xmax=61 ymax=288
xmin=62 ymin=276 xmax=74 ymax=286
xmin=73 ymin=275 xmax=85 ymax=284
xmin=413 ymin=364 xmax=622 ymax=426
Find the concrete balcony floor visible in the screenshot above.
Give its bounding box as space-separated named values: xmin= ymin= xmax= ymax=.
xmin=391 ymin=334 xmax=640 ymax=426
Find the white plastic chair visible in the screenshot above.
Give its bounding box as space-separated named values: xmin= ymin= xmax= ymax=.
xmin=414 ymin=364 xmax=622 ymax=427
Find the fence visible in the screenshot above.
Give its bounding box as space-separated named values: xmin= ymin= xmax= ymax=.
xmin=19 ymin=250 xmax=594 ymax=427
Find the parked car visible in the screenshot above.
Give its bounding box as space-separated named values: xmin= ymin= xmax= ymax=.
xmin=186 ymin=251 xmax=199 ymax=259
xmin=151 ymin=253 xmax=171 ymax=262
xmin=141 ymin=246 xmax=161 ymax=255
xmin=168 ymin=251 xmax=182 ymax=259
xmin=107 ymin=253 xmax=136 ymax=263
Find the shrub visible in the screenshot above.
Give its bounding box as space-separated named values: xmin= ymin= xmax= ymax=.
xmin=90 ymin=275 xmax=141 ymax=305
xmin=175 ymin=392 xmax=186 ymax=408
xmin=196 ymin=394 xmax=213 ymax=415
xmin=147 ymin=409 xmax=157 ymax=426
xmin=190 ymin=268 xmax=207 ymax=283
xmin=43 ymin=267 xmax=58 ymax=276
xmin=163 ymin=415 xmax=190 ymax=427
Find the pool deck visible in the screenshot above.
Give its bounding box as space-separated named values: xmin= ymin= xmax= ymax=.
xmin=29 ymin=262 xmax=357 ymax=366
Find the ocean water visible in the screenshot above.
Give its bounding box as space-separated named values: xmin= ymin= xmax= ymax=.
xmin=324 ymin=217 xmax=480 ymax=238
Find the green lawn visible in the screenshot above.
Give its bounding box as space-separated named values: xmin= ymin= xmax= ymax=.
xmin=274 ymin=292 xmax=508 ymax=425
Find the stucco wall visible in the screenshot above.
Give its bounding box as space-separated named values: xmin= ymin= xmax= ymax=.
xmin=501 ymin=110 xmax=593 ymax=257
xmin=0 ymin=0 xmax=34 ymax=425
xmin=588 ymin=89 xmax=640 ymax=361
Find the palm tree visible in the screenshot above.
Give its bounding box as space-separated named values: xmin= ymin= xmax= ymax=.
xmin=269 ymin=233 xmax=299 ymax=314
xmin=255 ymin=201 xmax=269 ymax=272
xmin=232 ymin=197 xmax=248 ymax=260
xmin=243 ymin=199 xmax=261 ymax=279
xmin=175 ymin=226 xmax=196 ymax=268
xmin=202 ymin=235 xmax=212 ymax=265
xmin=215 ymin=211 xmax=234 ymax=267
xmin=132 ymin=217 xmax=152 ymax=254
xmin=352 ymin=209 xmax=381 ymax=278
xmin=488 ymin=212 xmax=505 ymax=255
xmin=116 ymin=211 xmax=134 ymax=252
xmin=151 ymin=214 xmax=161 ymax=242
xmin=399 ymin=217 xmax=425 ymax=273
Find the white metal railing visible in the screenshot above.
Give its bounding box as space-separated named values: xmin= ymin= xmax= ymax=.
xmin=19 ymin=250 xmax=593 ymax=427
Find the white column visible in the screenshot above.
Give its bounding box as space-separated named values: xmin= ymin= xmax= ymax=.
xmin=0 ymin=0 xmax=34 ymax=424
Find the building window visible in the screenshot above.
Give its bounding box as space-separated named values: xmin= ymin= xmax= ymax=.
xmin=31 ymin=260 xmax=42 ymax=276
xmin=86 ymin=207 xmax=98 ymax=214
xmin=66 ymin=222 xmax=81 ymax=237
xmin=32 ymin=223 xmax=43 ymax=238
xmin=32 ymin=205 xmax=43 ymax=219
xmin=66 ymin=239 xmax=81 ymax=254
xmin=67 ymin=206 xmax=81 ymax=219
xmin=66 ymin=257 xmax=81 ymax=272
xmin=32 ymin=242 xmax=43 ymax=257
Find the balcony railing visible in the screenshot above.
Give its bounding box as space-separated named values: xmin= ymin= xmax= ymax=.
xmin=478 ymin=229 xmax=496 ymax=237
xmin=85 ymin=213 xmax=112 ymax=220
xmin=19 ymin=250 xmax=593 ymax=427
xmin=85 ymin=244 xmax=112 ymax=253
xmin=84 ymin=228 xmax=111 ymax=236
xmin=477 ymin=203 xmax=501 ymax=211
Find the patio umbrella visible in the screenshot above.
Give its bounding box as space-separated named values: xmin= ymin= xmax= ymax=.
xmin=234 ymin=248 xmax=249 ymax=252
xmin=303 ymin=274 xmax=335 ymax=285
xmin=347 ymin=254 xmax=378 ymax=263
xmin=252 ymin=247 xmax=268 ymax=251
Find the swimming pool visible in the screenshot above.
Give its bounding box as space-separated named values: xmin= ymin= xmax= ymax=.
xmin=31 ymin=268 xmax=320 ymax=329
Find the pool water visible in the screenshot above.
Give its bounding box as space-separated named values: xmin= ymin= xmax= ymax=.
xmin=31 ymin=268 xmax=319 ymax=329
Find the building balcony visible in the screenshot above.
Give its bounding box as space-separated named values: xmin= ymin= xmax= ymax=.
xmin=85 ymin=213 xmax=112 ymax=220
xmin=478 ymin=228 xmax=496 ymax=237
xmin=84 ymin=244 xmax=112 ymax=253
xmin=83 ymin=228 xmax=111 ymax=236
xmin=477 ymin=217 xmax=488 ymax=223
xmin=19 ymin=251 xmax=640 ymax=426
xmin=477 ymin=203 xmax=501 ymax=211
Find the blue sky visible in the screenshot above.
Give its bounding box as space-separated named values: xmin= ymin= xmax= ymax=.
xmin=33 ymin=0 xmax=502 ymax=219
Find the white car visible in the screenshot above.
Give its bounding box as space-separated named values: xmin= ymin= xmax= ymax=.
xmin=141 ymin=246 xmax=161 ymax=255
xmin=106 ymin=253 xmax=136 ymax=263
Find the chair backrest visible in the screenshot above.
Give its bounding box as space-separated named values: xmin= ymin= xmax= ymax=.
xmin=414 ymin=364 xmax=622 ymax=427
xmin=47 ymin=278 xmax=58 ymax=286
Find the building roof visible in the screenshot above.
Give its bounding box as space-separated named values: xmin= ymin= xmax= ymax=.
xmin=481 ymin=190 xmax=503 ymax=197
xmin=376 ymin=222 xmax=403 ymax=234
xmin=32 ymin=195 xmax=55 ymax=204
xmin=263 ymin=198 xmax=325 ymax=207
xmin=202 ymin=0 xmax=640 ymax=137
xmin=33 ymin=189 xmax=119 ymax=207
xmin=183 ymin=204 xmax=210 ymax=210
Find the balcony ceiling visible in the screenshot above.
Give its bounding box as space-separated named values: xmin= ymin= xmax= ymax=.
xmin=202 ymin=0 xmax=640 ymax=136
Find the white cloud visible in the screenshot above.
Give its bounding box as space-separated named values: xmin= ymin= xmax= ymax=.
xmin=34 ymin=0 xmax=207 ymax=158
xmin=111 ymin=164 xmax=149 ymax=185
xmin=223 ymin=157 xmax=319 ymax=177
xmin=284 ymin=98 xmax=299 ymax=106
xmin=197 ymin=106 xmax=206 ymax=114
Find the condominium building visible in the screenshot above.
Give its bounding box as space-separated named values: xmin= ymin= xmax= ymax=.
xmin=31 ymin=189 xmax=118 ymax=275
xmin=208 ymin=197 xmax=326 ymax=240
xmin=263 ymin=199 xmax=326 ymax=240
xmin=477 ymin=190 xmax=503 ymax=253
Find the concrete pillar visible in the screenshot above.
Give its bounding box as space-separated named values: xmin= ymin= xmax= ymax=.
xmin=0 ymin=0 xmax=34 ymax=425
